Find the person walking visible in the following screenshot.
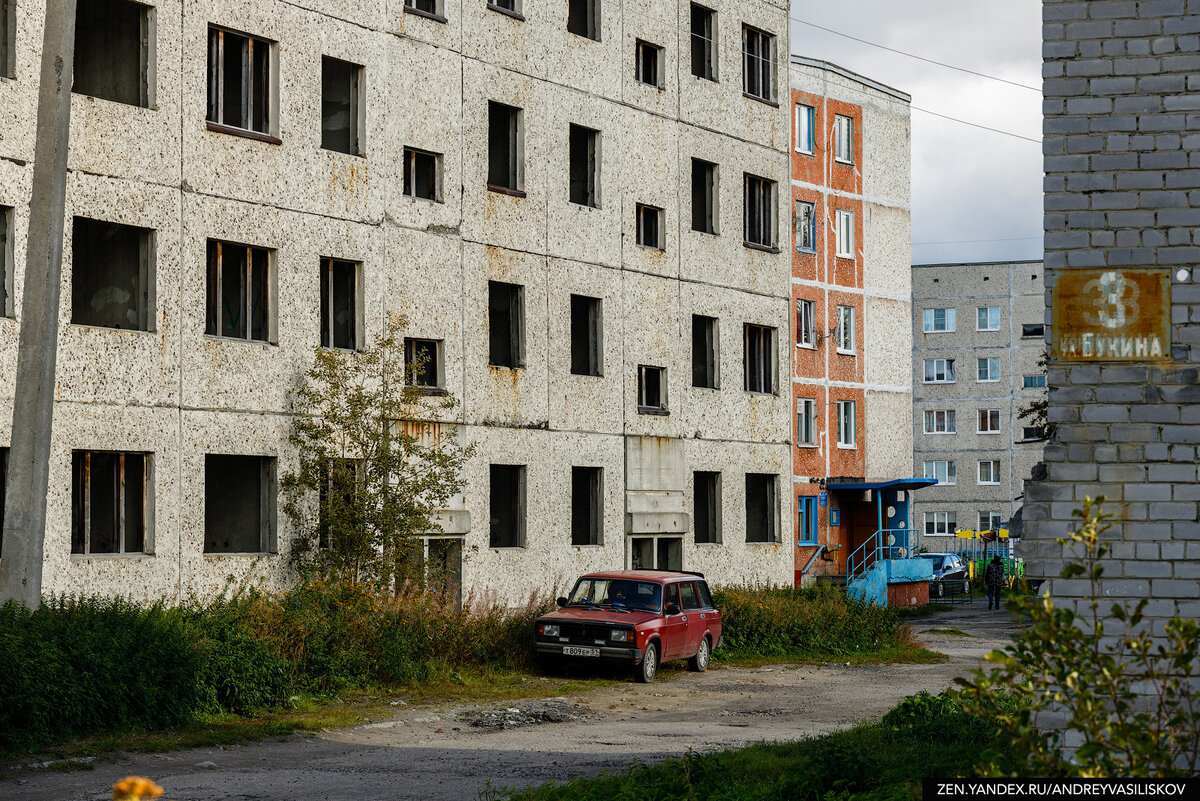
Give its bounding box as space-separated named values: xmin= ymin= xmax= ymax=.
xmin=985 ymin=555 xmax=1004 ymax=611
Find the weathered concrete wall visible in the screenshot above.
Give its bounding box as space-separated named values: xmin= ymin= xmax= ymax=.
xmin=1029 ymin=0 xmax=1200 ymax=627
xmin=0 ymin=0 xmax=795 ymax=605
xmin=911 ymin=261 xmax=1046 ymax=545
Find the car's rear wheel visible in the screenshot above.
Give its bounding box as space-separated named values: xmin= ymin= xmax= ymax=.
xmin=636 ymin=641 xmax=658 ymax=683
xmin=688 ymin=636 xmax=710 ymax=672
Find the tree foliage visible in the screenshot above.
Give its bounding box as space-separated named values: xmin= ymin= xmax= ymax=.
xmin=281 ymin=316 xmax=472 ymax=591
xmin=958 ymin=497 xmax=1200 ymax=777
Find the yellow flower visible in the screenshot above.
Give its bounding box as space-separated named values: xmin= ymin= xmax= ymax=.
xmin=113 ymin=776 xmax=164 ymax=801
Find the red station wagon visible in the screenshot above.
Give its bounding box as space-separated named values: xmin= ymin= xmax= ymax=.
xmin=533 ymin=570 xmax=723 ymax=683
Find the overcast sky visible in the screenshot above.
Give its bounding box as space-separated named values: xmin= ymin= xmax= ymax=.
xmin=788 ymin=0 xmax=1044 ymax=266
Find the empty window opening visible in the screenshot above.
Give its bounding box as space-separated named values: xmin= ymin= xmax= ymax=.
xmin=404 ymin=0 xmax=445 ymax=19
xmin=571 ymin=466 xmax=602 ymax=546
xmin=317 ymin=457 xmax=360 ymax=551
xmin=71 ymin=217 xmax=154 ymax=331
xmin=488 ymin=101 xmax=523 ymax=192
xmin=73 ymin=0 xmax=152 ymax=107
xmin=1 ymin=206 xmax=12 ymax=318
xmin=743 ymin=323 xmax=775 ymax=394
xmin=694 ymin=471 xmax=721 ymax=544
xmin=321 ymin=56 xmax=363 ymax=156
xmin=836 ymin=400 xmax=856 ymax=447
xmin=835 ymin=209 xmax=854 ymax=257
xmin=691 ymin=315 xmax=718 ymax=389
xmin=796 ymin=398 xmax=816 ymax=445
xmin=834 ymin=114 xmax=854 ymax=163
xmin=204 ymin=455 xmax=274 ymax=553
xmin=635 ymin=40 xmax=662 ymax=88
xmin=489 ymin=464 xmax=526 ymax=548
xmin=796 ymin=299 xmax=815 ymax=348
xmin=835 ymin=305 xmax=855 ymax=353
xmin=206 ymin=240 xmax=272 ymax=342
xmin=741 ymin=25 xmax=774 ymax=102
xmin=0 ymin=0 xmax=12 ymax=79
xmin=795 ymin=103 xmax=815 ymax=153
xmin=405 ymin=337 xmax=444 ymax=390
xmin=744 ymin=473 xmax=777 ymax=543
xmin=206 ymin=26 xmax=274 ymax=136
xmin=795 ymin=200 xmax=815 ymax=251
xmin=403 ymin=147 xmax=442 ymax=202
xmin=320 ymin=258 xmax=359 ymax=351
xmin=570 ymin=294 xmax=602 ymax=377
xmin=422 ymin=536 xmax=464 ymax=608
xmin=690 ymin=4 xmax=716 ymax=81
xmin=488 ymin=0 xmax=522 ymax=15
xmin=71 ymin=451 xmax=148 ymax=555
xmin=488 ymin=280 xmax=524 ymax=368
xmin=1023 ymin=425 xmax=1046 ymax=440
xmin=743 ymin=173 xmax=775 ymax=249
xmin=567 ymin=0 xmax=599 ymax=40
xmin=630 ymin=536 xmax=682 ymax=571
xmin=636 ymin=203 xmax=663 ymax=249
xmin=1022 ymin=323 xmax=1045 ymax=338
xmin=691 ymin=158 xmax=718 ymax=234
xmin=637 ymin=365 xmax=667 ymax=414
xmin=568 ymin=124 xmax=600 ymax=207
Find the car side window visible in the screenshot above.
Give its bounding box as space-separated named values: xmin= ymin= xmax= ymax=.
xmin=697 ymin=580 xmax=714 ymax=609
xmin=680 ymin=582 xmax=701 ymax=610
xmin=664 ymin=583 xmax=681 ymax=613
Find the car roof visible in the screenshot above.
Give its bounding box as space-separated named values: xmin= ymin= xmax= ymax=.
xmin=578 ymin=570 xmax=704 ymax=583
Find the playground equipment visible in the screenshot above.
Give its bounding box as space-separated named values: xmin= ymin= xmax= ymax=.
xmin=947 ymin=528 xmax=1024 ymax=588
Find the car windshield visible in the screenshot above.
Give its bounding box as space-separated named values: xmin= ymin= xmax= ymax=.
xmin=567 ymin=578 xmax=663 ymax=612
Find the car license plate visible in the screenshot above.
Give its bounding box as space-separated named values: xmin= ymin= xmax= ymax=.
xmin=563 ymin=646 xmax=600 ymax=657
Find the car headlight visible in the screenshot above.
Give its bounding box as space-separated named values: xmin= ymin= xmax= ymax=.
xmin=610 ymin=629 xmax=633 ymax=643
xmin=538 ymin=624 xmax=560 ymax=637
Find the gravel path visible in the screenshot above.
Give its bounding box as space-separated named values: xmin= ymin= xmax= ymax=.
xmin=3 ymin=600 xmax=1018 ymax=801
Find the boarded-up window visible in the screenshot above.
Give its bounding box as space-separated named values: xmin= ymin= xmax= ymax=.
xmin=71 ymin=217 xmax=154 ymax=331
xmin=570 ymin=294 xmax=602 ymax=377
xmin=321 ymin=56 xmax=363 ymax=156
xmin=745 ymin=473 xmax=777 ymax=543
xmin=694 ymin=471 xmax=720 ymax=544
xmin=571 ymin=466 xmax=602 ymax=546
xmin=320 ymin=258 xmax=359 ymax=350
xmin=488 ymin=280 xmax=524 ymax=368
xmin=206 ymin=26 xmax=274 ymax=135
xmin=488 ymin=101 xmax=523 ymax=191
xmin=206 ymin=240 xmax=272 ymax=342
xmin=71 ymin=451 xmax=148 ymax=554
xmin=204 ymin=454 xmax=274 ymax=553
xmin=489 ymin=464 xmax=525 ymax=548
xmin=73 ymin=0 xmax=151 ymax=107
xmin=691 ymin=315 xmax=718 ymax=389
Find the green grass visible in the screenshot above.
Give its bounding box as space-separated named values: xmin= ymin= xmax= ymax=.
xmin=502 ymin=691 xmax=998 ymax=801
xmin=923 ymin=627 xmax=974 ymax=638
xmin=896 ymin=603 xmax=954 ymax=619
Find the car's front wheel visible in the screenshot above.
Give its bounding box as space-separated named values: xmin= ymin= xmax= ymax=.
xmin=636 ymin=641 xmax=658 ymax=683
xmin=688 ymin=636 xmax=710 ymax=672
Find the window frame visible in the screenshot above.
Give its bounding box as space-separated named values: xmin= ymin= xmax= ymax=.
xmin=795 ymin=103 xmax=815 ymax=154
xmin=488 ymin=280 xmax=525 ymax=369
xmin=796 ymin=398 xmax=817 ymax=447
xmin=923 ymin=307 xmax=956 ymax=333
xmin=203 ymin=454 xmax=276 ymax=554
xmin=72 ymin=0 xmax=154 ymax=108
xmin=976 ymin=356 xmax=1000 ymax=383
xmin=636 ymin=203 xmax=664 ymax=250
xmin=694 ymin=470 xmax=722 ymax=545
xmin=568 ymin=123 xmax=601 ymax=208
xmin=836 ymin=399 xmax=856 ymax=448
xmin=487 ymin=100 xmax=524 ymax=194
xmin=404 ymin=0 xmax=447 ymax=21
xmin=744 ymin=472 xmax=779 ymax=543
xmin=743 ymin=173 xmax=776 ymax=250
xmin=569 ymin=293 xmax=604 ymax=377
xmin=835 ymin=305 xmax=856 ymax=354
xmin=691 ymin=158 xmax=718 ymax=235
xmin=978 ymin=460 xmax=1002 ymax=485
xmin=689 ymin=3 xmax=717 ymax=82
xmin=691 ymin=314 xmax=719 ymax=390
xmin=404 ymin=337 xmax=445 ymax=392
xmin=835 ymin=209 xmax=854 ymax=258
xmin=795 ymin=200 xmax=816 ymax=252
xmin=71 ymin=450 xmax=151 ymax=556
xmin=796 ymin=299 xmax=815 ymax=348
xmin=923 ymin=358 xmax=956 ymax=383
xmin=979 ymin=511 xmax=1003 ymax=531
xmin=923 ymin=460 xmax=956 ymax=486
xmin=743 ymin=323 xmax=775 ymax=395
xmin=403 ymin=146 xmax=443 ymax=202
xmin=566 ymin=0 xmax=600 ymax=41
xmin=741 ymin=24 xmax=775 ymax=103
xmin=0 ymin=0 xmax=12 ymax=80
xmin=977 ymin=306 xmax=1001 ymax=331
xmin=71 ymin=217 xmax=156 ymax=333
xmin=487 ymin=0 xmax=524 ymax=19
xmin=488 ymin=463 xmax=527 ymax=549
xmin=319 ymin=257 xmax=362 ymax=352
xmin=1023 ymin=374 xmax=1047 ymax=389
xmin=635 ymin=39 xmax=664 ymax=89
xmin=797 ymin=496 xmax=818 ymax=546
xmin=637 ymin=364 xmax=668 ymax=415
xmin=570 ymin=465 xmax=603 ymax=546
xmin=923 ymin=409 xmax=957 ymax=435
xmin=320 ymin=55 xmax=364 ymax=156
xmin=1022 ymin=323 xmax=1045 ymax=339
xmin=834 ymin=114 xmax=854 ymax=163
xmin=978 ymin=409 xmax=1002 ymax=434
xmin=924 ymin=511 xmax=956 ymax=537
xmin=206 ymin=25 xmax=279 ymax=142
xmin=205 ymin=239 xmax=275 ymax=344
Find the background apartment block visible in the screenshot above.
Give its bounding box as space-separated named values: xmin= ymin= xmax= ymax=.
xmin=0 ymin=0 xmax=795 ymax=605
xmin=788 ymin=57 xmax=914 ymax=584
xmin=911 ymin=260 xmax=1047 ymax=549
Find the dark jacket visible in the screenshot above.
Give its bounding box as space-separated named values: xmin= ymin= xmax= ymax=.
xmin=985 ymin=560 xmax=1004 ymax=588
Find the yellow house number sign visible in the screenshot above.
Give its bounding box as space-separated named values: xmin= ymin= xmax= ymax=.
xmin=1051 ymin=268 xmax=1172 ymax=363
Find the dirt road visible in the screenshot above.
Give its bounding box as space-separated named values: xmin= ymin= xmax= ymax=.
xmin=3 ymin=601 xmax=1017 ymax=801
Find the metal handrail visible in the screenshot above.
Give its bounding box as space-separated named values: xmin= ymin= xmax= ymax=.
xmin=847 ymin=528 xmax=920 ymax=580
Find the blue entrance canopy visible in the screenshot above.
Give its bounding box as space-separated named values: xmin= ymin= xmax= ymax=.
xmin=826 ymin=477 xmax=938 ymax=491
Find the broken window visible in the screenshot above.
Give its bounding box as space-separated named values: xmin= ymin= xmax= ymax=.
xmin=71 ymin=217 xmax=154 ymax=331
xmin=635 ymin=40 xmax=662 ymax=88
xmin=742 ymin=25 xmax=774 ymax=102
xmin=834 ymin=114 xmax=854 ymax=163
xmin=206 ymin=240 xmax=272 ymax=342
xmin=0 ymin=0 xmax=11 ymax=79
xmin=404 ymin=0 xmax=444 ymax=18
xmin=836 ymin=400 xmax=856 ymax=446
xmin=73 ymin=0 xmax=152 ymax=107
xmin=691 ymin=315 xmax=718 ymax=389
xmin=690 ymin=4 xmax=716 ymax=81
xmin=405 ymin=337 xmax=444 ymax=390
xmin=570 ymin=294 xmax=602 ymax=377
xmin=206 ymin=26 xmax=274 ymax=136
xmin=71 ymin=451 xmax=148 ymax=555
xmin=743 ymin=323 xmax=774 ymax=394
xmin=320 ymin=258 xmax=359 ymax=350
xmin=637 ymin=365 xmax=667 ymax=414
xmin=1 ymin=206 xmax=11 ymax=318
xmin=567 ymin=0 xmax=599 ymax=40
xmin=489 ymin=464 xmax=525 ymax=548
xmin=488 ymin=101 xmax=523 ymax=192
xmin=796 ymin=299 xmax=815 ymax=347
xmin=403 ymin=147 xmax=442 ymax=202
xmin=743 ymin=173 xmax=775 ymax=249
xmin=694 ymin=471 xmax=720 ymax=544
xmin=744 ymin=473 xmax=777 ymax=543
xmin=691 ymin=158 xmax=717 ymax=234
xmin=488 ymin=280 xmax=524 ymax=368
xmin=568 ymin=124 xmax=600 ymax=207
xmin=571 ymin=466 xmax=602 ymax=546
xmin=204 ymin=454 xmax=275 ymax=553
xmin=636 ymin=203 xmax=662 ymax=249
xmin=321 ymin=56 xmax=363 ymax=156
xmin=795 ymin=200 xmax=815 ymax=251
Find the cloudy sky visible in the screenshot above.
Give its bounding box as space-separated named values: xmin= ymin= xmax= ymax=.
xmin=787 ymin=0 xmax=1044 ymax=266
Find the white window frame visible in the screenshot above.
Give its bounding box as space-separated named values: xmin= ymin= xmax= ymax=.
xmin=834 ymin=114 xmax=853 ymax=163
xmin=978 ymin=460 xmax=1001 ymax=485
xmin=796 ymin=299 xmax=815 ymax=349
xmin=977 ymin=357 xmax=1000 ymax=382
xmin=923 ymin=409 xmax=957 ymax=434
xmin=923 ymin=308 xmax=956 ymax=333
xmin=836 ymin=400 xmax=856 ymax=448
xmin=923 ymin=358 xmax=956 ymax=383
xmin=1023 ymin=374 xmax=1046 ymax=389
xmin=795 ymin=103 xmax=815 ymax=154
xmin=924 ymin=511 xmax=956 ymax=537
xmin=835 ymin=209 xmax=854 ymax=258
xmin=796 ymin=398 xmax=816 ymax=447
xmin=923 ymin=460 xmax=956 ymax=486
xmin=977 ymin=306 xmax=1000 ymax=332
xmin=979 ymin=512 xmax=1003 ymax=531
xmin=795 ymin=200 xmax=816 ymax=252
xmin=835 ymin=305 xmax=855 ymax=354
xmin=978 ymin=409 xmax=1001 ymax=434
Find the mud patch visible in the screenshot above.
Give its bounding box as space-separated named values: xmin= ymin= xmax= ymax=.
xmin=460 ymin=700 xmax=591 ymax=730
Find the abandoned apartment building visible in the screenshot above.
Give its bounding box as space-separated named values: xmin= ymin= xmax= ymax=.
xmin=0 ymin=0 xmax=797 ymax=605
